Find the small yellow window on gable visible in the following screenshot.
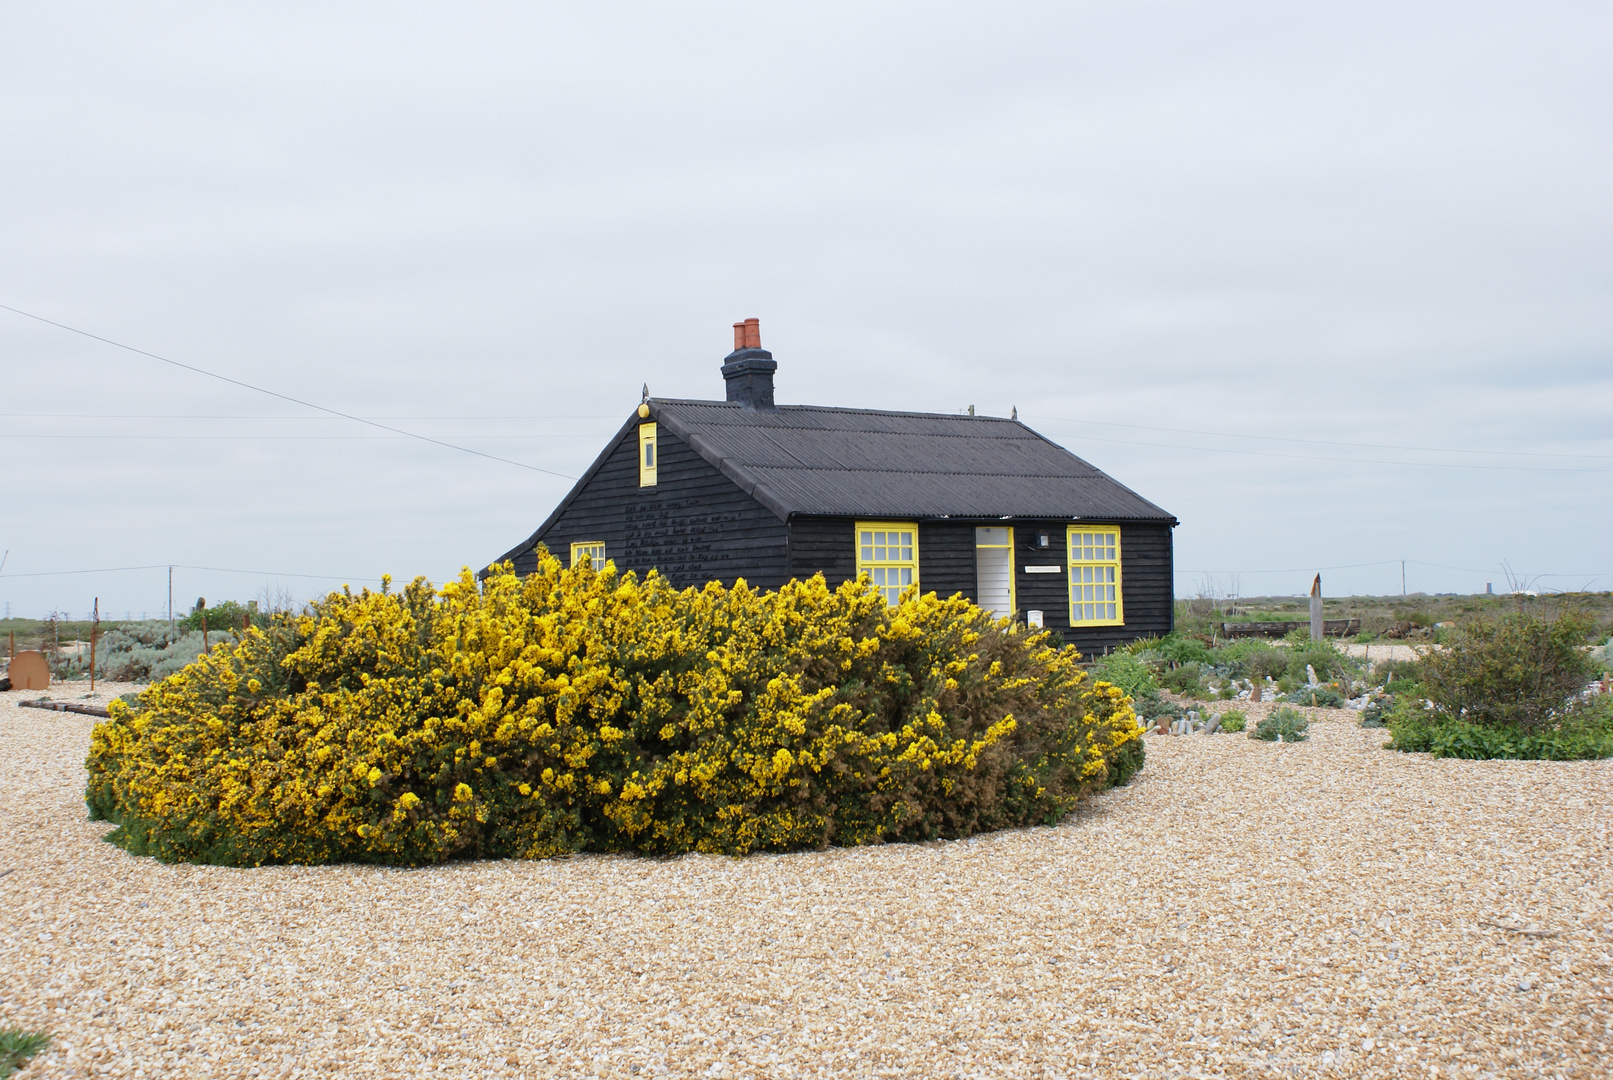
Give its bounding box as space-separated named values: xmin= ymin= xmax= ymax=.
xmin=570 ymin=541 xmax=606 ymax=572
xmin=1067 ymin=525 xmax=1123 ymax=626
xmin=856 ymin=521 xmax=919 ymax=605
xmin=638 ymin=423 xmax=657 ymax=487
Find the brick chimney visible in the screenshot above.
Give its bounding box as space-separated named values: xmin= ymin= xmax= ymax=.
xmin=720 ymin=317 xmax=776 ymax=409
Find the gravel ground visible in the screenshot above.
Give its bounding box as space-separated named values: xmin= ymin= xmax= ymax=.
xmin=3 ymin=682 xmax=1610 ymax=1079
xmin=1339 ymin=644 xmax=1433 ymax=664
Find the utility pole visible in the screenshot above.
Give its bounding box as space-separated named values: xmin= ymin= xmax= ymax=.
xmin=1401 ymin=560 xmax=1406 ymax=597
xmin=168 ymin=566 xmax=175 ymax=640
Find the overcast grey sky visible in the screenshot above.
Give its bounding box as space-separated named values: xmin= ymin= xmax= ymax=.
xmin=3 ymin=1 xmax=1609 ymax=620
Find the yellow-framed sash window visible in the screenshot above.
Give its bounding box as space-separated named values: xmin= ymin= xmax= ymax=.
xmin=638 ymin=423 xmax=658 ymax=487
xmin=570 ymin=541 xmax=606 ymax=572
xmin=856 ymin=521 xmax=919 ymax=605
xmin=1067 ymin=525 xmax=1123 ymax=625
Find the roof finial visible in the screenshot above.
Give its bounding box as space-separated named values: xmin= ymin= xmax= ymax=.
xmin=1011 ymin=405 xmax=1017 ymax=420
xmin=642 ymin=383 xmax=650 ymax=402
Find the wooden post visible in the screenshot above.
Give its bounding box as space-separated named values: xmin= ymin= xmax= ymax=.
xmin=90 ymin=597 xmax=99 ymax=692
xmin=199 ymin=597 xmax=208 ymax=653
xmin=1309 ymin=574 xmax=1323 ymax=642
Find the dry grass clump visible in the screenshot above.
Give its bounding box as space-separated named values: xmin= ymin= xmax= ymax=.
xmin=4 ymin=688 xmax=1611 ymax=1078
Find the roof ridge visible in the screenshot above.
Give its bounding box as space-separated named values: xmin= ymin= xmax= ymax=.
xmin=652 ymin=398 xmax=1021 ymax=423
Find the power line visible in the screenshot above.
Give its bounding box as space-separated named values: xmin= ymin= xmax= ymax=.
xmin=1028 ymin=414 xmax=1613 ymax=462
xmin=0 ymin=433 xmax=591 ymax=441
xmin=1176 ymin=559 xmax=1606 ymax=579
xmin=0 ymin=302 xmax=578 ymax=480
xmin=1035 ymin=427 xmax=1612 ymax=474
xmin=0 ymin=413 xmax=622 ymax=420
xmin=0 ymin=562 xmax=374 ymax=581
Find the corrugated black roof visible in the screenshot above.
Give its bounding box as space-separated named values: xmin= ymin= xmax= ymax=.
xmin=649 ymin=399 xmax=1176 ymax=523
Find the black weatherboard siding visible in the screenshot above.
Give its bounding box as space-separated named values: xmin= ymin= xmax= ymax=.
xmin=496 ymin=416 xmax=790 ymax=591
xmin=487 ymin=321 xmax=1177 ymax=648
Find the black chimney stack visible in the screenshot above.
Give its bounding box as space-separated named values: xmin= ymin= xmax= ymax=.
xmin=721 ymin=318 xmax=776 ymax=410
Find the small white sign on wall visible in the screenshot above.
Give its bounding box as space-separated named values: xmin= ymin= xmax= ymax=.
xmin=1025 ymin=565 xmax=1062 ymax=574
xmin=1027 ymin=610 xmax=1044 ymax=628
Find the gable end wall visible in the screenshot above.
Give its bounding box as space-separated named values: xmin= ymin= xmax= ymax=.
xmin=522 ymin=423 xmax=790 ymax=590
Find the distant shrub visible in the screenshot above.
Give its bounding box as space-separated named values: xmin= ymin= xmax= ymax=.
xmin=1216 ymin=709 xmax=1247 ymax=733
xmin=51 ymin=622 xmax=212 ymax=683
xmin=1283 ymin=685 xmax=1346 ymax=709
xmin=1240 ymin=647 xmax=1291 ymax=682
xmin=179 ymin=599 xmax=267 ymax=633
xmin=1251 ymin=706 xmax=1309 ymax=742
xmin=1372 ymin=658 xmax=1422 ymax=686
xmin=1360 ymin=696 xmax=1392 ymax=728
xmin=1283 ymin=641 xmax=1353 ymax=686
xmin=87 ymin=560 xmax=1144 ymax=866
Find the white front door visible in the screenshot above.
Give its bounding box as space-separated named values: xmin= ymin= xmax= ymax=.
xmin=975 ymin=527 xmax=1015 ymax=618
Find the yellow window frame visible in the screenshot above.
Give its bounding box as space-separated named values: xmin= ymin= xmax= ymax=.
xmin=1067 ymin=525 xmax=1123 ymax=626
xmin=638 ymin=422 xmax=658 ymax=487
xmin=974 ymin=525 xmax=1016 ymax=618
xmin=570 ymin=541 xmax=606 ymax=572
xmin=855 ymin=520 xmax=919 ymax=605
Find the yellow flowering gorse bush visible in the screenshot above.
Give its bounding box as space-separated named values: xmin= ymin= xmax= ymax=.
xmin=87 ymin=554 xmax=1143 ymax=866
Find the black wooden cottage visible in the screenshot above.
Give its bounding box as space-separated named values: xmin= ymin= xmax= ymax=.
xmin=489 ymin=320 xmax=1178 ymax=652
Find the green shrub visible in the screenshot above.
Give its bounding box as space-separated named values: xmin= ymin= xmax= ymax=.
xmin=1282 ymin=685 xmax=1346 ymax=708
xmin=0 ymin=1028 xmax=50 ymax=1078
xmin=179 ymin=599 xmax=267 ymax=633
xmin=1159 ymin=661 xmax=1210 ymax=698
xmin=1387 ymin=698 xmax=1613 ymax=760
xmin=1373 ymin=658 xmax=1422 ymax=686
xmin=1133 ymin=694 xmax=1183 ymax=727
xmin=1419 ymin=612 xmax=1598 ymax=732
xmin=1359 ymin=696 xmax=1392 ymax=728
xmin=1239 ymin=647 xmax=1290 ymax=682
xmin=1283 ymin=641 xmax=1353 ymax=686
xmin=1151 ymin=634 xmax=1211 ymax=666
xmin=1091 ymin=651 xmax=1160 ymax=701
xmin=1216 ymin=709 xmax=1247 ymax=732
xmin=1251 ymin=706 xmax=1309 ymax=742
xmin=86 ymin=560 xmax=1144 ymax=866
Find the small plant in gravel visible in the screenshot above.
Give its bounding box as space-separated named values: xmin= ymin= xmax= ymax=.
xmin=0 ymin=1027 xmax=51 ymax=1078
xmin=1216 ymin=709 xmax=1247 ymax=733
xmin=1251 ymin=706 xmax=1309 ymax=742
xmin=87 ymin=557 xmax=1144 ymax=866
